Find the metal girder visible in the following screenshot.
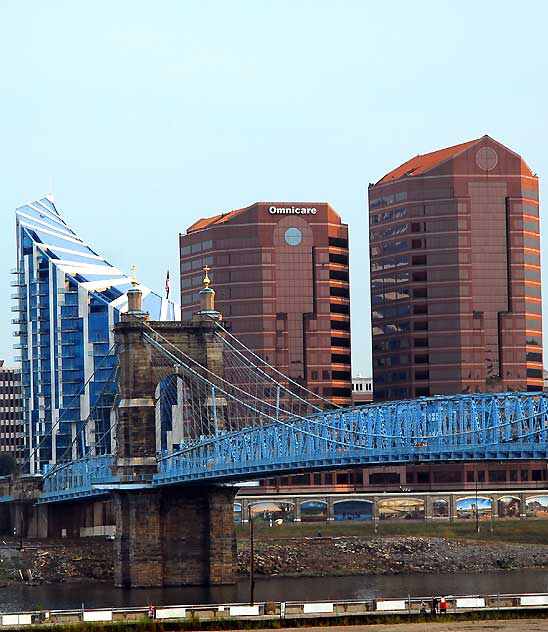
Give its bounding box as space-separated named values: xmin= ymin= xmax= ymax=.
xmin=38 ymin=392 xmax=548 ymax=500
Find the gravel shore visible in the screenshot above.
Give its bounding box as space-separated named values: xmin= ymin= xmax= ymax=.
xmin=1 ymin=535 xmax=548 ymax=584
xmin=238 ymin=536 xmax=548 ymax=577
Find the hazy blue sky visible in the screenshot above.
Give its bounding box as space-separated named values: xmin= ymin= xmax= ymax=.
xmin=2 ymin=1 xmax=547 ymax=374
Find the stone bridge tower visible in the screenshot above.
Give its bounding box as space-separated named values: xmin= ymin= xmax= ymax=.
xmin=112 ymin=272 xmax=236 ymax=588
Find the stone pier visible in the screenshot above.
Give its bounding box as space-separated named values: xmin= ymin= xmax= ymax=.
xmin=111 ymin=283 xmax=235 ymax=587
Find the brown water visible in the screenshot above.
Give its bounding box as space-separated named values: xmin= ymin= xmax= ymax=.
xmin=1 ymin=570 xmax=548 ymax=612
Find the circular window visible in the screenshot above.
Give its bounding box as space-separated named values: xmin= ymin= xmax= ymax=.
xmin=476 ymin=147 xmax=498 ymax=171
xmin=284 ymin=227 xmax=302 ymax=246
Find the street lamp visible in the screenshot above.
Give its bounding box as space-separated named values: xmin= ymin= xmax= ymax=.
xmin=248 ymin=506 xmax=255 ymax=606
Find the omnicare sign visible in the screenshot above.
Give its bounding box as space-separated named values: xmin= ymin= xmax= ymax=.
xmin=268 ymin=206 xmax=317 ymax=215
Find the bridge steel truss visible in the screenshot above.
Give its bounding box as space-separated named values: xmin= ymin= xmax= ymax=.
xmin=40 ymin=391 xmax=548 ymax=502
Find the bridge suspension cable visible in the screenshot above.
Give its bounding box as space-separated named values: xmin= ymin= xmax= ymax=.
xmin=26 ymin=344 xmax=118 ymax=475
xmin=210 ymin=318 xmax=341 ymax=410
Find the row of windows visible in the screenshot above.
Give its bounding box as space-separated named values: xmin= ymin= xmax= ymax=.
xmin=370 ymin=222 xmax=409 ymax=241
xmin=330 ymin=303 xmax=350 ymax=315
xmin=331 ymin=319 xmax=350 ymax=332
xmin=322 ymin=387 xmax=352 ymax=397
xmin=371 ymin=255 xmax=409 ymax=272
xmin=372 ymin=289 xmax=410 ymax=304
xmin=328 ymin=237 xmax=348 ymax=249
xmin=331 ymin=336 xmax=350 ymax=349
xmin=329 ymin=252 xmax=349 ymax=265
xmin=181 ymin=274 xmax=205 ymax=289
xmin=374 ymin=354 xmax=409 ymax=368
xmin=370 ymin=240 xmax=409 ymax=257
xmin=330 ymin=286 xmax=349 ymax=299
xmin=373 ymin=337 xmax=409 ymax=352
xmin=329 ymin=269 xmax=349 ymax=282
xmin=523 ymin=219 xmax=539 ymax=232
xmin=332 ymin=353 xmax=351 ymax=364
xmin=522 ymin=203 xmax=539 ymax=217
xmin=522 ymin=188 xmax=539 ymax=201
xmin=373 ymin=322 xmax=411 ymax=336
xmin=181 ymin=255 xmax=213 ymax=273
xmin=369 ymin=192 xmax=407 ymax=209
xmin=372 ymin=305 xmax=411 ymax=320
xmin=181 ymin=239 xmax=213 ymax=256
xmin=524 ymin=268 xmax=541 ymax=281
xmin=375 ymin=371 xmax=409 ymax=385
xmin=371 ymin=272 xmax=410 ymax=289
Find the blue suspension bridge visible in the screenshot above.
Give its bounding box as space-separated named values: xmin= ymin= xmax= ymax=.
xmin=38 ymin=318 xmax=548 ymax=504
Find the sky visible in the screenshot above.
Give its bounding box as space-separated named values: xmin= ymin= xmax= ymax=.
xmin=1 ymin=0 xmax=547 ymax=374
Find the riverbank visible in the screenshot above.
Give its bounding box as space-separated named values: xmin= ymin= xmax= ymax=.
xmin=238 ymin=536 xmax=548 ymax=576
xmin=1 ymin=520 xmax=548 ymax=584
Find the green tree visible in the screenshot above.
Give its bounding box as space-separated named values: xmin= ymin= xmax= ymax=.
xmin=0 ymin=453 xmax=17 ymax=476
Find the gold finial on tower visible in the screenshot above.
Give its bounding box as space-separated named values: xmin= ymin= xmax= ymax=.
xmin=131 ymin=265 xmax=138 ymax=287
xmin=203 ymin=265 xmax=211 ymax=289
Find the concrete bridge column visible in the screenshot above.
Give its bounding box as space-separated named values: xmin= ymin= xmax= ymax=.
xmin=449 ymin=495 xmax=458 ymax=522
xmin=520 ymin=492 xmax=528 ymax=519
xmin=424 ymin=495 xmax=432 ymax=521
xmin=294 ymin=499 xmax=301 ymax=522
xmin=326 ymin=497 xmax=335 ymax=521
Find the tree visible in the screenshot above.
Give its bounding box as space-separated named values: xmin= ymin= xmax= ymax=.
xmin=0 ymin=453 xmax=17 ymax=476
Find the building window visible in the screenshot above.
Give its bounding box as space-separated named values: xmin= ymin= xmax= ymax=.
xmin=329 ymin=237 xmax=348 ymax=249
xmin=284 ymin=227 xmax=303 ymax=246
xmin=329 ymin=253 xmax=348 ymax=265
xmin=413 ymin=304 xmax=428 ymax=315
xmin=412 ymin=255 xmax=427 ymax=265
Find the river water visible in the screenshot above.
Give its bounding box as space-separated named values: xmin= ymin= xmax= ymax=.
xmin=1 ymin=570 xmax=548 ymax=612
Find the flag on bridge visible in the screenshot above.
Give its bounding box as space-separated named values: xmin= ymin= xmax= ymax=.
xmin=165 ymin=270 xmax=170 ymax=299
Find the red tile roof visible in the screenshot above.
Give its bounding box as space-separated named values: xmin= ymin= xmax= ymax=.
xmin=376 ymin=138 xmax=481 ymax=184
xmin=187 ymin=206 xmax=250 ymax=233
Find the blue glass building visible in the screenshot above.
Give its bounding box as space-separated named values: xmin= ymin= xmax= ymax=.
xmin=14 ymin=195 xmax=179 ymax=474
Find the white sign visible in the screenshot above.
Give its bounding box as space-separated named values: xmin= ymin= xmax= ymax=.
xmin=229 ymin=605 xmax=260 ymax=616
xmin=156 ymin=607 xmax=187 ymax=619
xmin=268 ymin=206 xmax=317 ymax=215
xmin=82 ymin=611 xmax=113 ymax=622
xmin=520 ymin=596 xmax=548 ymax=606
xmin=303 ymin=603 xmax=334 ymax=613
xmin=456 ymin=598 xmax=485 ymax=608
xmin=376 ymin=600 xmax=407 ymax=611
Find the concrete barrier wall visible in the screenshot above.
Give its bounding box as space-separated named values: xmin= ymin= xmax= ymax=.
xmin=5 ymin=591 xmax=548 ymax=626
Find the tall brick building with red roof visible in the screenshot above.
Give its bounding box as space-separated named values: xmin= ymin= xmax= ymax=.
xmin=369 ymin=135 xmax=542 ymax=401
xmin=180 ymin=202 xmax=352 ymax=407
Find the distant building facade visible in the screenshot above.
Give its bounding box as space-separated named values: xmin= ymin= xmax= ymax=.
xmin=0 ymin=363 xmax=24 ymax=466
xmin=14 ymin=196 xmax=178 ymax=474
xmin=369 ymin=136 xmax=542 ymax=401
xmin=351 ymin=375 xmax=373 ymax=405
xmin=180 ymin=202 xmax=352 ymax=406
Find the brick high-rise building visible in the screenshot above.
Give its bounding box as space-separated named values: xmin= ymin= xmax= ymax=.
xmin=0 ymin=362 xmax=24 ymax=466
xmin=369 ymin=135 xmax=542 ymax=401
xmin=180 ymin=202 xmax=352 ymax=406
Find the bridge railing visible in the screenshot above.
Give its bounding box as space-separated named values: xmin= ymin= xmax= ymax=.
xmin=155 ymin=394 xmax=548 ymax=484
xmin=41 ymin=455 xmax=116 ymax=500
